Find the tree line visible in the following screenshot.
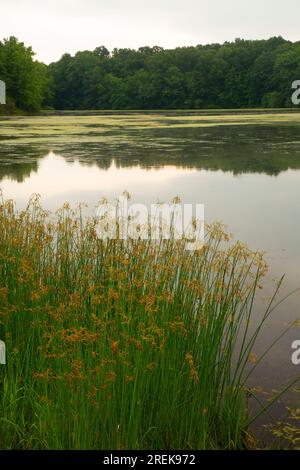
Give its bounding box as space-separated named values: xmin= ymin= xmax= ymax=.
xmin=0 ymin=37 xmax=50 ymax=112
xmin=1 ymin=36 xmax=300 ymax=112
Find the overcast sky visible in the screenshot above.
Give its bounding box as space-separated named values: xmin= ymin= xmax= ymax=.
xmin=1 ymin=0 xmax=299 ymax=63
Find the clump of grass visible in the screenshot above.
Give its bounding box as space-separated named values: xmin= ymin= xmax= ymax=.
xmin=0 ymin=193 xmax=282 ymax=449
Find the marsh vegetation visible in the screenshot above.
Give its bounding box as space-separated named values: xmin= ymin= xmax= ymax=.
xmin=0 ymin=194 xmax=283 ymax=449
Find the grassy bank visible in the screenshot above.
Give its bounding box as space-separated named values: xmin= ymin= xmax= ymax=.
xmin=0 ymin=194 xmax=281 ymax=449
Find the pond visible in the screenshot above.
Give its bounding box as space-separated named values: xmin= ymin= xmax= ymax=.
xmin=1 ymin=111 xmax=300 ymax=434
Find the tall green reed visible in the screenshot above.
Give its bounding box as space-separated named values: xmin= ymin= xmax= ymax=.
xmin=0 ymin=194 xmax=289 ymax=449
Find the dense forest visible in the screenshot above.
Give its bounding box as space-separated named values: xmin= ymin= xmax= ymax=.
xmin=1 ymin=36 xmax=300 ymax=112
xmin=0 ymin=37 xmax=50 ymax=112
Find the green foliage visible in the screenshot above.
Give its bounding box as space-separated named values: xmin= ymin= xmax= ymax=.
xmin=1 ymin=36 xmax=300 ymax=111
xmin=0 ymin=37 xmax=50 ymax=112
xmin=48 ymin=37 xmax=300 ymax=110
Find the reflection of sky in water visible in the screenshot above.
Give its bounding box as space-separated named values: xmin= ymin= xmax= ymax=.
xmin=0 ymin=152 xmax=197 ymax=202
xmin=1 ymin=144 xmax=300 ymax=423
xmin=1 ymin=151 xmax=300 ymax=261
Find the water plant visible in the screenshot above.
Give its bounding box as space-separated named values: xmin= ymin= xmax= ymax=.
xmin=0 ymin=193 xmax=289 ymax=449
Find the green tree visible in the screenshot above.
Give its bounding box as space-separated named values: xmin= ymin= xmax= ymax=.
xmin=0 ymin=36 xmax=48 ymax=112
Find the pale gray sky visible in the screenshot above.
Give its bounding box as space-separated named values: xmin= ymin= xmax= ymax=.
xmin=1 ymin=0 xmax=299 ymax=63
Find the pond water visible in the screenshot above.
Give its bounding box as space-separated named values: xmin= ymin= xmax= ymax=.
xmin=1 ymin=112 xmax=300 ymax=432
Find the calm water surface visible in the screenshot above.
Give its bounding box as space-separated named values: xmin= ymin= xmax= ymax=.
xmin=1 ymin=114 xmax=300 ymax=433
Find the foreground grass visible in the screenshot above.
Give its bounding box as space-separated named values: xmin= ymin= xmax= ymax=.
xmin=0 ymin=194 xmax=282 ymax=449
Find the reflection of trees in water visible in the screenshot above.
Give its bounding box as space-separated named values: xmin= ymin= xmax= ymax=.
xmin=2 ymin=125 xmax=300 ymax=182
xmin=0 ymin=163 xmax=38 ymax=183
xmin=49 ymin=125 xmax=300 ymax=176
xmin=0 ymin=145 xmax=48 ymax=182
